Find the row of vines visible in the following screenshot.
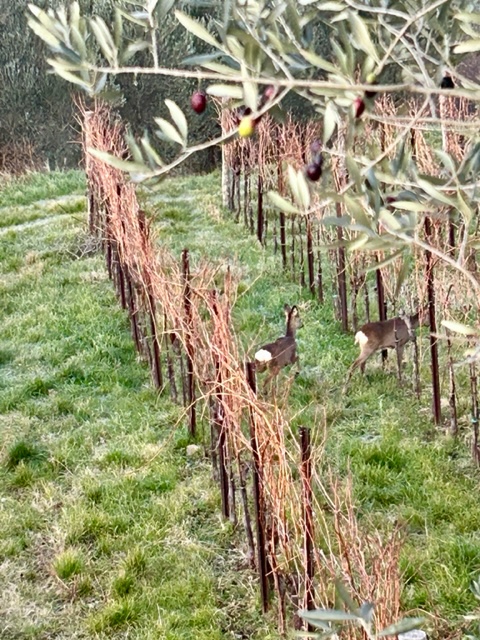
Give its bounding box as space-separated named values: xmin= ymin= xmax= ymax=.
xmin=220 ymin=94 xmax=480 ymax=448
xmin=81 ymin=100 xmax=409 ymax=636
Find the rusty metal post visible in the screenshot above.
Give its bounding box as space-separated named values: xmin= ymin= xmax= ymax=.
xmin=148 ymin=294 xmax=163 ymax=390
xmin=316 ymin=227 xmax=324 ymax=304
xmin=376 ymin=257 xmax=387 ymax=364
xmin=216 ymin=402 xmax=230 ymax=520
xmin=306 ymin=217 xmax=315 ymax=296
xmin=470 ymin=363 xmax=480 ymax=464
xmin=124 ymin=267 xmax=142 ymax=353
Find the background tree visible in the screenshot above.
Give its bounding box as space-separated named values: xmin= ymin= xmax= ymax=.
xmin=0 ymin=0 xmax=218 ymax=171
xmin=26 ymin=0 xmax=480 ymax=336
xmin=1 ymin=0 xmax=325 ymax=171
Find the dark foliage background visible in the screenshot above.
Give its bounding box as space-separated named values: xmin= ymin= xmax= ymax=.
xmin=0 ymin=0 xmax=327 ymax=172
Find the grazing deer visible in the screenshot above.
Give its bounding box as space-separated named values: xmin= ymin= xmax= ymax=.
xmin=345 ymin=309 xmax=427 ymax=386
xmin=254 ymin=304 xmax=303 ymax=391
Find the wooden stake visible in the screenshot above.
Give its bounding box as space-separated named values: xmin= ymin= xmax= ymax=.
xmin=182 ymin=248 xmax=196 ymax=438
xmin=424 ymin=216 xmax=442 ymax=425
xmin=257 ymin=174 xmax=264 ymax=245
xmin=300 ymin=427 xmax=315 ymax=625
xmin=245 ymin=361 xmax=270 ymax=613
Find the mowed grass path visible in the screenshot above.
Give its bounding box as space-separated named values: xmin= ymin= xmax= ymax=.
xmin=0 ymin=171 xmax=275 ymax=640
xmin=1 ymin=170 xmax=480 ymax=639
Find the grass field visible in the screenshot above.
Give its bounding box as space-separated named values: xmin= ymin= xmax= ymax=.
xmin=0 ymin=171 xmax=275 ymax=639
xmin=1 ymin=169 xmax=480 ymax=639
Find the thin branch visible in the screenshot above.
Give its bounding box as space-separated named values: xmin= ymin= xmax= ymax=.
xmin=77 ymin=62 xmax=480 ymax=100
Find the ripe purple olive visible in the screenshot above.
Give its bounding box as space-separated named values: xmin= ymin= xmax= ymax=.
xmin=191 ymin=90 xmax=207 ymax=114
xmin=353 ymin=96 xmax=366 ymax=119
xmin=385 ymin=195 xmax=397 ymax=210
xmin=441 ymin=75 xmax=454 ymax=89
xmin=306 ymin=162 xmax=323 ymax=182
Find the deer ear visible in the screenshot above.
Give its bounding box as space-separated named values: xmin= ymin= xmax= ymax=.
xmin=284 ymin=304 xmax=291 ymax=314
xmin=290 ymin=305 xmax=298 ymax=315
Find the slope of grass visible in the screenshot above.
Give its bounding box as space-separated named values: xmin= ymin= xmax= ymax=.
xmin=0 ymin=171 xmax=276 ymax=640
xmin=0 ymin=169 xmax=85 ymax=208
xmin=1 ymin=169 xmax=480 ymax=639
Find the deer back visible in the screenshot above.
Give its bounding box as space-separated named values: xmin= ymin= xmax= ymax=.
xmin=255 ymin=304 xmax=302 ymax=371
xmin=258 ymin=335 xmax=297 ymax=369
xmin=357 ymin=313 xmax=420 ymax=351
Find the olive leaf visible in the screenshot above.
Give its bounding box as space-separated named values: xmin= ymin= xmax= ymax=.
xmin=89 ymin=16 xmax=117 ymax=66
xmin=377 ymin=617 xmax=425 ymax=637
xmin=348 ymin=11 xmax=379 ymax=63
xmin=267 ymin=191 xmax=300 ymax=215
xmin=165 ymin=100 xmax=188 ymax=143
xmin=324 ymin=100 xmax=339 ymax=145
xmin=206 ymin=84 xmax=243 ymax=99
xmin=299 ymin=608 xmax=360 ymax=625
xmin=454 ymin=39 xmax=480 ymax=54
xmin=174 ymin=10 xmax=222 ymax=49
xmin=87 ymin=148 xmax=149 ymax=175
xmin=441 ymin=321 xmax=478 ymax=336
xmin=154 ymin=117 xmax=185 ymax=147
xmin=417 ymin=177 xmax=457 ymax=207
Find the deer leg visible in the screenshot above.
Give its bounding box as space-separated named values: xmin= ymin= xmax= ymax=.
xmin=344 ymin=359 xmax=361 ymax=392
xmin=261 ymin=371 xmax=272 ymax=394
xmin=262 ymin=367 xmax=277 ymax=395
xmin=345 ymin=357 xmax=362 ymax=386
xmin=394 ymin=342 xmax=402 ymax=379
xmin=255 ymin=361 xmax=267 ymax=374
xmin=344 ymin=347 xmax=374 ymax=391
xmin=357 ymin=344 xmax=378 ymax=375
xmin=292 ymin=353 xmax=301 ymax=377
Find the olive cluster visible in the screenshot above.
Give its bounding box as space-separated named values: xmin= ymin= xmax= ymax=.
xmin=190 ymin=85 xmax=278 ymax=140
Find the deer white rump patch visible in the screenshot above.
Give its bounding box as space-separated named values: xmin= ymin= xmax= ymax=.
xmin=355 ymin=331 xmax=369 ymax=347
xmin=255 ymin=349 xmax=272 ymax=363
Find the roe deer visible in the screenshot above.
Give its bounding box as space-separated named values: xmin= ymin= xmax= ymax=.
xmin=345 ymin=309 xmax=427 ymax=386
xmin=254 ymin=304 xmax=303 ymax=391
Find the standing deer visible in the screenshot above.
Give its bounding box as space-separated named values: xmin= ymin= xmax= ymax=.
xmin=254 ymin=304 xmax=303 ymax=391
xmin=345 ymin=309 xmax=427 ymax=386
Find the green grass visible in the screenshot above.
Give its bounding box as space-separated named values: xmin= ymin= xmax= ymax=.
xmin=1 ymin=169 xmax=480 ymax=639
xmin=53 ymin=548 xmax=86 ymax=580
xmin=143 ymin=171 xmax=480 ymax=633
xmin=0 ymin=170 xmax=276 ymax=640
xmin=0 ymin=195 xmax=86 ymax=229
xmin=0 ymin=169 xmax=85 ymax=208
